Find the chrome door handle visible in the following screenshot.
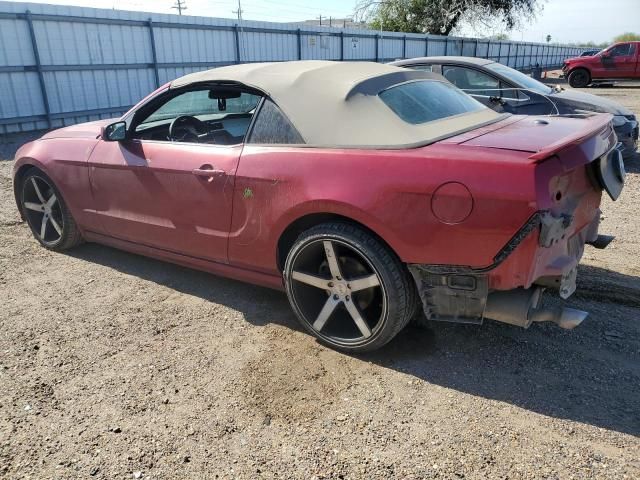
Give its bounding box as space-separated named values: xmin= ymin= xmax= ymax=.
xmin=192 ymin=165 xmax=226 ymax=178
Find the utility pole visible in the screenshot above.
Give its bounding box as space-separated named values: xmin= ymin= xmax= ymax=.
xmin=172 ymin=0 xmax=187 ymax=15
xmin=233 ymin=0 xmax=243 ymax=61
xmin=233 ymin=0 xmax=243 ymax=22
xmin=317 ymin=15 xmax=322 ymax=26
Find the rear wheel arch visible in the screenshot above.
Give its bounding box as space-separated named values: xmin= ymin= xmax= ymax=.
xmin=276 ymin=212 xmax=400 ymax=273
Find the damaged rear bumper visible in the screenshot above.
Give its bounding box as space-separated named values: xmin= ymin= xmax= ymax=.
xmin=408 ymin=210 xmax=610 ymax=329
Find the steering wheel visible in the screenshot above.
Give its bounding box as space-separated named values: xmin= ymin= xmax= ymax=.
xmin=168 ymin=115 xmax=208 ymax=142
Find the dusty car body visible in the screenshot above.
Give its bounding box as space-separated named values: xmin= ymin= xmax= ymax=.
xmin=390 ymin=56 xmax=639 ymax=158
xmin=13 ymin=61 xmax=625 ymax=352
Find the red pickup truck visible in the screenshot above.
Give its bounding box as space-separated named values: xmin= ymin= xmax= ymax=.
xmin=563 ymin=41 xmax=640 ymax=87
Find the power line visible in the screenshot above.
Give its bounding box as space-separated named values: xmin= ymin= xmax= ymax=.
xmin=172 ymin=0 xmax=187 ymax=15
xmin=238 ymin=3 xmax=351 ymax=23
xmin=242 ymin=0 xmax=352 ymax=16
xmin=251 ymin=0 xmax=348 ymax=14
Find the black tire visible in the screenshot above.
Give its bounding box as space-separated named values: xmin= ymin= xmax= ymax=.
xmin=568 ymin=69 xmax=591 ymax=88
xmin=283 ymin=222 xmax=417 ymax=352
xmin=18 ymin=168 xmax=83 ymax=251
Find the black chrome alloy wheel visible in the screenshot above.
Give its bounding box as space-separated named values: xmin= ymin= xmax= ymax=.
xmin=21 ymin=175 xmax=65 ymax=246
xmin=19 ymin=169 xmax=82 ymax=251
xmin=284 ymin=223 xmax=415 ymax=352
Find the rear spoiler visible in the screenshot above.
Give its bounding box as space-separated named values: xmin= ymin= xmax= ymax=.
xmin=528 ymin=113 xmax=614 ymax=161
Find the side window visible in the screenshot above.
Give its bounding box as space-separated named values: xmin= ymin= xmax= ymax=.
xmin=609 ymin=43 xmax=632 ymax=57
xmin=410 ymin=64 xmax=434 ymax=72
xmin=247 ymin=99 xmax=304 ymax=145
xmin=442 ymin=65 xmax=518 ymax=100
xmin=133 ymin=87 xmax=261 ymax=145
xmin=498 ymin=81 xmax=520 ymax=100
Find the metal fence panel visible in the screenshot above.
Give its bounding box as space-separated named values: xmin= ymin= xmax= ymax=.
xmin=0 ymin=17 xmax=34 ymax=65
xmin=154 ymin=26 xmax=235 ymax=63
xmin=344 ymin=34 xmax=375 ymax=61
xmin=379 ymin=37 xmax=399 ymax=61
xmin=0 ymin=71 xmax=43 ymax=116
xmin=0 ymin=0 xmax=592 ymax=134
xmin=34 ymin=20 xmax=152 ymax=65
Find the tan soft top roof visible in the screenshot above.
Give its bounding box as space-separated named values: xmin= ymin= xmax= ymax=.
xmin=170 ymin=61 xmax=502 ymax=148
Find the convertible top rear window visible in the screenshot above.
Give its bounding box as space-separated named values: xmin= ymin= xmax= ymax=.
xmin=379 ymin=80 xmax=484 ymax=125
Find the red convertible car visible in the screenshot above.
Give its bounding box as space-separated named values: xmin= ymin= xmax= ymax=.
xmin=13 ymin=61 xmax=625 ymax=352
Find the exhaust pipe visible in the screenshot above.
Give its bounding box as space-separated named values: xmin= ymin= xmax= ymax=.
xmin=529 ymin=307 xmax=588 ymax=330
xmin=484 ymin=288 xmax=543 ymax=328
xmin=484 ymin=287 xmax=588 ymax=329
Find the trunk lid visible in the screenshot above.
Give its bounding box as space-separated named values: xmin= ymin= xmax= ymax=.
xmin=444 ymin=114 xmax=614 ymax=160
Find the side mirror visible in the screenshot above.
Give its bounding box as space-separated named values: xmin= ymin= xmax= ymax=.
xmin=103 ymin=121 xmax=127 ymax=142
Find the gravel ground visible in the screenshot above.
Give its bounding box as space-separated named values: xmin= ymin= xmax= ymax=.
xmin=1 ymin=80 xmax=639 ymax=480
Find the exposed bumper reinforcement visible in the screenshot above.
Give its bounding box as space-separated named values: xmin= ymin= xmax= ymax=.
xmin=408 ymin=209 xmax=591 ymax=326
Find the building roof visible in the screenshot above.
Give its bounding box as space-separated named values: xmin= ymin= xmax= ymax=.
xmin=170 ymin=61 xmax=502 ymax=148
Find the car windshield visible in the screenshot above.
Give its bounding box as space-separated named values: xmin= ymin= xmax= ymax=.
xmin=379 ymin=80 xmax=485 ymax=125
xmin=485 ymin=62 xmax=553 ymax=95
xmin=143 ymin=90 xmax=261 ymax=124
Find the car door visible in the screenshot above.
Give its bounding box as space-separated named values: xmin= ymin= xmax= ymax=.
xmin=440 ymin=65 xmax=523 ymax=114
xmin=599 ymin=43 xmax=637 ymax=78
xmin=88 ymin=86 xmax=262 ymax=264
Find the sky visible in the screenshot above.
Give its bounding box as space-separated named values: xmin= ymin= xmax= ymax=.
xmin=4 ymin=0 xmax=639 ymax=44
xmin=490 ymin=0 xmax=640 ymax=44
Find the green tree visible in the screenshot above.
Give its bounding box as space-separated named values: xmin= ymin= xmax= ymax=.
xmin=613 ymin=32 xmax=640 ymax=42
xmin=355 ymin=0 xmax=540 ymax=35
xmin=579 ymin=40 xmax=609 ymax=49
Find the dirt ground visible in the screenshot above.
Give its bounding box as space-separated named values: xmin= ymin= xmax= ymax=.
xmin=1 ymin=80 xmax=639 ymax=480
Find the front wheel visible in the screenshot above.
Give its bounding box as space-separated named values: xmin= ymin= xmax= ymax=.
xmin=568 ymin=69 xmax=591 ymax=88
xmin=19 ymin=168 xmax=83 ymax=251
xmin=284 ymin=223 xmax=416 ymax=352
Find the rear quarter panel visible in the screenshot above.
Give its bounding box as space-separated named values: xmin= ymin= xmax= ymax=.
xmin=229 ymin=144 xmax=538 ymax=275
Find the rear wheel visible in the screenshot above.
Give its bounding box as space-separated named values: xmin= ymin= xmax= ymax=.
xmin=568 ymin=69 xmax=590 ymax=88
xmin=284 ymin=223 xmax=416 ymax=352
xmin=19 ymin=169 xmax=82 ymax=251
